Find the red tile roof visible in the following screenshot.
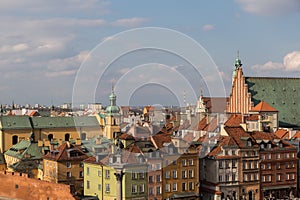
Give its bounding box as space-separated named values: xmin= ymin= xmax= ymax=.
xmin=292 ymin=131 xmax=300 ymax=139
xmin=196 ymin=116 xmax=218 ymax=132
xmin=150 ymin=133 xmax=171 ymax=149
xmin=251 ymin=101 xmax=277 ymax=112
xmin=44 ymin=142 xmax=88 ymax=161
xmin=275 ymin=129 xmax=290 ymax=139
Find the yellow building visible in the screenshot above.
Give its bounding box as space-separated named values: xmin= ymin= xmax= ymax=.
xmin=32 ymin=116 xmax=102 ymax=142
xmin=84 ymin=145 xmax=148 ymax=199
xmin=0 ymin=153 xmax=6 ymax=171
xmin=0 ymin=116 xmax=33 ymax=152
xmin=4 ymin=137 xmax=43 ymax=179
xmin=43 ymin=142 xmax=88 ymax=195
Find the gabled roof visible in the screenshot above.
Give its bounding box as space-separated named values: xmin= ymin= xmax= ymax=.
xmin=150 ymin=133 xmax=171 ymax=149
xmin=207 ymin=136 xmax=239 ymax=158
xmin=0 ymin=116 xmax=32 ymax=130
xmin=44 ymin=142 xmax=88 ymax=161
xmin=251 ymin=101 xmax=277 ymax=112
xmin=5 ymin=140 xmax=43 ymax=160
xmin=224 ymin=126 xmax=257 ymax=148
xmin=246 ymin=77 xmax=300 ymax=127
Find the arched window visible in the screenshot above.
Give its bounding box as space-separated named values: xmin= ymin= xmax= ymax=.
xmin=80 ymin=133 xmax=86 ymax=140
xmin=48 ymin=134 xmax=53 ymax=141
xmin=12 ymin=135 xmax=18 ymax=145
xmin=65 ymin=133 xmax=70 ymax=141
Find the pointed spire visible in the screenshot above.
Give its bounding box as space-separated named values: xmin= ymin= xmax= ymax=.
xmin=235 ymin=50 xmax=242 ymax=68
xmin=200 ymin=82 xmax=203 ymax=97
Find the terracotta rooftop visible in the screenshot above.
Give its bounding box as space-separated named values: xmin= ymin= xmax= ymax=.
xmin=225 ymin=114 xmax=259 ymax=127
xmin=292 ymin=131 xmax=300 ymax=139
xmin=275 ymin=129 xmax=290 ymax=139
xmin=150 ymin=133 xmax=171 ymax=149
xmin=196 ymin=116 xmax=218 ymax=132
xmin=44 ymin=142 xmax=88 ymax=161
xmin=251 ymin=101 xmax=277 ymax=112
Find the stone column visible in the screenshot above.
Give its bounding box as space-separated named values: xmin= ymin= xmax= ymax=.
xmin=114 ymin=170 xmax=124 ymax=200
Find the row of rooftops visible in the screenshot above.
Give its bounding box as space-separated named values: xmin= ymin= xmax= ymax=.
xmin=0 ymin=116 xmax=100 ymax=130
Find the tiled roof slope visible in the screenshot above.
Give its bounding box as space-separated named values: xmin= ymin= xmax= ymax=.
xmin=44 ymin=142 xmax=88 ymax=161
xmin=5 ymin=140 xmax=43 ymax=160
xmin=245 ymin=77 xmax=300 ymax=128
xmin=0 ymin=116 xmax=32 ymax=130
xmin=31 ymin=116 xmax=100 ymax=128
xmin=251 ymin=101 xmax=277 ymax=112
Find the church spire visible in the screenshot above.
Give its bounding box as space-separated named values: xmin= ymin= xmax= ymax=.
xmin=234 ymin=50 xmax=242 ymax=68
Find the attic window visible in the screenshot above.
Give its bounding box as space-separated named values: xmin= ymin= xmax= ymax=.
xmin=247 ymin=140 xmax=252 ymax=147
xmin=267 ymin=143 xmax=272 ymax=149
xmin=260 ymin=144 xmax=264 ymax=149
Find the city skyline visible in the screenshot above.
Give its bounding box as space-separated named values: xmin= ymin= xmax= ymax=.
xmin=0 ymin=0 xmax=299 ymax=106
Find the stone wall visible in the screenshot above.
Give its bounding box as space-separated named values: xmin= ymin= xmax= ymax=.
xmin=0 ymin=171 xmax=74 ymax=200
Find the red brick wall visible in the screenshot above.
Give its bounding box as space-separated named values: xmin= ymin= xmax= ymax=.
xmin=0 ymin=171 xmax=74 ymax=200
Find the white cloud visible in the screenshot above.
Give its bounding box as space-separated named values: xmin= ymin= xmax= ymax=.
xmin=252 ymin=51 xmax=300 ymax=71
xmin=0 ymin=43 xmax=29 ymax=53
xmin=112 ymin=18 xmax=148 ymax=27
xmin=202 ymin=24 xmax=215 ymax=31
xmin=236 ymin=0 xmax=300 ymax=16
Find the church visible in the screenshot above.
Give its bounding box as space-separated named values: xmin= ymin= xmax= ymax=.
xmin=226 ymin=56 xmax=300 ymax=129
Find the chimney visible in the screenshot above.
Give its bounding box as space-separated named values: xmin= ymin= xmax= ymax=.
xmin=66 ymin=141 xmax=71 ymax=148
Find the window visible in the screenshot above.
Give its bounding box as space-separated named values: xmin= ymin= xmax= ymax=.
xmin=188 ymin=182 xmax=194 ymax=190
xmin=86 ymin=180 xmax=90 ymax=189
xmin=165 ymin=171 xmax=170 ymax=179
xmin=276 ymin=163 xmax=281 ymax=169
xmin=132 ymin=171 xmax=137 ymax=179
xmin=261 ymin=164 xmax=265 ymax=170
xmin=276 ymin=153 xmax=281 ymax=159
xmin=156 ymin=174 xmax=161 ymax=182
xmin=243 ymin=161 xmax=246 ymax=169
xmin=232 ymin=173 xmax=236 ymax=181
xmin=139 ymin=170 xmax=145 ymax=179
xmin=267 ymin=143 xmax=272 ymax=149
xmin=189 ymin=159 xmax=194 ymax=166
xmin=254 ymin=161 xmax=258 ymax=169
xmin=105 ymin=170 xmax=110 ymax=179
xmin=12 ymin=135 xmax=18 ymax=145
xmin=266 ymin=175 xmax=271 ymax=182
xmin=225 ymin=174 xmax=230 ymax=182
xmin=232 ymin=150 xmax=236 ymax=155
xmin=156 ymin=186 xmax=161 ymax=194
xmin=165 ymin=184 xmax=170 ymax=192
xmin=98 ymin=170 xmax=101 ymax=177
xmin=291 ymin=153 xmax=295 ymax=158
xmin=247 ymin=140 xmax=252 ymax=147
xmin=66 ymin=162 xmax=71 ymax=168
xmin=266 ymin=154 xmax=271 ymax=159
xmin=225 ymin=160 xmax=230 ymax=169
xmin=105 ymin=184 xmax=110 ymax=193
xmin=285 ymin=153 xmax=290 ymax=158
xmin=261 ymin=154 xmax=265 ymax=159
xmin=80 ymin=162 xmax=84 ymax=168
xmin=225 ymin=150 xmax=228 ymax=155
xmin=189 ymin=170 xmax=194 ymax=178
xmin=149 ymin=176 xmax=153 ymax=183
xmin=79 ymin=171 xmax=83 ymax=178
xmin=232 ymin=160 xmax=237 ymax=168
xmin=219 ymin=161 xmax=223 ymax=169
xmin=156 ymin=163 xmax=161 ymax=170
xmin=149 ymin=187 xmax=153 ymax=195
xmin=172 ymin=183 xmax=177 ymax=191
xmin=243 ymin=174 xmax=247 ymax=181
xmin=254 ymin=173 xmax=258 ymax=181
xmin=267 ymin=163 xmax=271 ymax=170
xmin=132 ymin=185 xmax=137 ymax=193
xmin=182 ymin=159 xmax=187 ymax=166
xmin=66 ymin=172 xmax=71 ymax=178
xmin=219 ymin=175 xmax=223 ymax=182
xmin=64 ymin=133 xmax=70 ymax=141
xmin=172 ymin=170 xmax=177 ymax=178
xmin=276 ymin=174 xmax=281 ymax=182
xmin=182 ymin=170 xmax=187 ymax=179
xmin=182 ymin=182 xmax=186 ymax=191
xmin=98 ymin=184 xmax=101 ymax=190
xmin=139 ymin=184 xmax=145 ymax=193
xmin=86 ymin=167 xmax=90 ymax=175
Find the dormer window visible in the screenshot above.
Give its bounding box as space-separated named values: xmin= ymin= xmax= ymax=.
xmin=260 ymin=143 xmax=265 ymax=149
xmin=247 ymin=140 xmax=252 ymax=147
xmin=267 ymin=143 xmax=272 ymax=149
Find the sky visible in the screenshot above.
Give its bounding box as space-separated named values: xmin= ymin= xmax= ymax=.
xmin=0 ymin=0 xmax=300 ymax=107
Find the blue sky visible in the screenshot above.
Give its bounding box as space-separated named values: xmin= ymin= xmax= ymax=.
xmin=0 ymin=0 xmax=299 ymax=106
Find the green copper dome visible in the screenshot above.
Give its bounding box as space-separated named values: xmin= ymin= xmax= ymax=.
xmin=106 ymin=88 xmax=120 ymax=115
